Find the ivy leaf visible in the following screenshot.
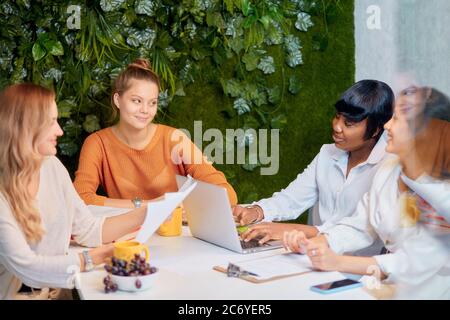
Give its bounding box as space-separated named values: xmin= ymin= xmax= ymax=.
xmin=297 ymin=0 xmax=318 ymax=13
xmin=242 ymin=51 xmax=259 ymax=71
xmin=225 ymin=16 xmax=244 ymax=38
xmin=267 ymin=86 xmax=281 ymax=104
xmin=255 ymin=108 xmax=268 ymax=125
xmin=44 ymin=39 xmax=64 ymax=56
xmin=224 ymin=0 xmax=234 ymax=13
xmin=228 ymin=37 xmax=244 ymax=54
xmin=191 ymin=45 xmax=210 ymax=61
xmin=63 ymin=119 xmax=82 ymax=138
xmin=158 ymin=90 xmax=171 ymax=109
xmin=122 ymin=9 xmax=137 ymax=26
xmin=17 ymin=0 xmax=31 ymax=9
xmin=295 ymin=12 xmax=314 ymax=31
xmin=179 ymin=60 xmax=195 ymax=84
xmin=233 ymin=98 xmax=251 ymax=115
xmin=32 ymin=42 xmax=46 ymax=61
xmin=286 ymin=51 xmax=303 ymax=67
xmin=249 ymin=88 xmax=267 ymax=107
xmin=284 ymin=34 xmax=302 ymax=53
xmin=58 ymin=141 xmax=79 ymax=157
xmin=174 ymin=82 xmax=186 ymax=97
xmin=243 ymin=115 xmax=260 ymax=130
xmin=44 ymin=68 xmax=62 ymax=82
xmin=109 ymin=67 xmax=122 ymax=80
xmin=265 ymin=22 xmax=283 ymax=45
xmin=259 ymin=15 xmax=271 ymax=29
xmin=126 ymin=28 xmax=156 ymax=48
xmin=221 ymin=78 xmax=242 ymax=98
xmin=11 ymin=57 xmax=26 ymax=82
xmin=289 ymin=75 xmax=301 ymax=95
xmin=135 ymin=0 xmax=156 ymax=16
xmin=213 ymin=46 xmax=227 ymax=65
xmin=100 ymin=0 xmax=125 ymax=12
xmin=165 ymin=46 xmax=181 ymax=61
xmin=244 ymin=23 xmax=265 ymax=49
xmin=257 ymin=56 xmax=275 ymax=74
xmin=243 ymin=82 xmax=259 ymax=102
xmin=284 ymin=35 xmax=303 ymax=67
xmin=206 ymin=12 xmax=225 ymax=29
xmin=82 ymin=115 xmax=101 ymax=133
xmin=271 ymin=114 xmax=288 ymax=131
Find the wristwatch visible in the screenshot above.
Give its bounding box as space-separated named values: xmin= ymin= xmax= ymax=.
xmin=132 ymin=197 xmax=142 ymax=208
xmin=82 ymin=250 xmax=94 ymax=272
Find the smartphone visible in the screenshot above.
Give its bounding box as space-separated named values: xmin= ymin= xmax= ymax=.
xmin=310 ymin=278 xmax=363 ymax=294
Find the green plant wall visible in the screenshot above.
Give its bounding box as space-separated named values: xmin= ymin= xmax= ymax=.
xmin=0 ymin=1 xmax=354 ymax=223
xmin=162 ymin=2 xmax=355 ymax=222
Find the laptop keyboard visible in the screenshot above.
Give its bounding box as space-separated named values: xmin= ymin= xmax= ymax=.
xmin=240 ymin=239 xmax=267 ymax=249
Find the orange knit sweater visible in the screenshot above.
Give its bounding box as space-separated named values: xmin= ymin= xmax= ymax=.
xmin=73 ymin=124 xmax=237 ymax=206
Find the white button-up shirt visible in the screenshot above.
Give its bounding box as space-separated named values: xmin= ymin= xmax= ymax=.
xmin=325 ymin=156 xmax=449 ymax=299
xmin=255 ymin=133 xmax=388 ymax=242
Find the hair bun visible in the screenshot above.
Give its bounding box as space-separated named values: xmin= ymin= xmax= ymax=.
xmin=129 ymin=58 xmax=152 ymax=71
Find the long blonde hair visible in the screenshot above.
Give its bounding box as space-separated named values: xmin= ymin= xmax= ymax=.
xmin=0 ymin=83 xmax=55 ymax=244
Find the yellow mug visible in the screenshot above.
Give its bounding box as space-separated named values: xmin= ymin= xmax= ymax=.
xmin=113 ymin=240 xmax=150 ymax=262
xmin=157 ymin=206 xmax=183 ymax=237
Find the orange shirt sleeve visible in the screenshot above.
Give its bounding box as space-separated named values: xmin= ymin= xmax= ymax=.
xmin=173 ymin=129 xmax=238 ymax=206
xmin=73 ymin=133 xmax=107 ymax=206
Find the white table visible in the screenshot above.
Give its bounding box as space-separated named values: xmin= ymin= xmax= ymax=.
xmin=75 ymin=227 xmax=374 ymax=300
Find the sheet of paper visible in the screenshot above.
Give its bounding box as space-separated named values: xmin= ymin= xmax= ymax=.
xmin=135 ymin=177 xmax=197 ymax=243
xmin=233 ymin=252 xmax=313 ymax=279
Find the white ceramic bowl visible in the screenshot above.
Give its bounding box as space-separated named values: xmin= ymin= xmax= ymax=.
xmin=110 ymin=269 xmax=158 ymax=292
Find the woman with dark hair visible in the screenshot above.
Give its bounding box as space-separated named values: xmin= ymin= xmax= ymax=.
xmin=283 ymin=103 xmax=449 ymax=298
xmin=234 ymin=80 xmax=394 ymax=254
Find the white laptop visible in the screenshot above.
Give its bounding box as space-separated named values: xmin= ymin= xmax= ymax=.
xmin=176 ymin=175 xmax=283 ymax=254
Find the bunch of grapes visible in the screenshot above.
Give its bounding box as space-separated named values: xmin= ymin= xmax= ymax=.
xmin=102 ymin=253 xmax=157 ymax=293
xmin=103 ymin=275 xmax=118 ymax=293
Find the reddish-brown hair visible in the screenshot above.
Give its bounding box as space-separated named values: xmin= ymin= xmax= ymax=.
xmin=110 ymin=58 xmax=160 ymax=122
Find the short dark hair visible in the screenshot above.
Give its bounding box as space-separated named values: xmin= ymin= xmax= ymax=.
xmin=334 ymin=79 xmax=394 ymax=141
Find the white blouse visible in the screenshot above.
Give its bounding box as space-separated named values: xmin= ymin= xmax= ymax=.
xmin=0 ymin=156 xmax=105 ymax=299
xmin=401 ymin=174 xmax=450 ymax=223
xmin=325 ymin=156 xmax=449 ymax=299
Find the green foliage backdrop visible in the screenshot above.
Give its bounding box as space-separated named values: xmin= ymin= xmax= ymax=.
xmin=0 ymin=0 xmax=354 ymax=220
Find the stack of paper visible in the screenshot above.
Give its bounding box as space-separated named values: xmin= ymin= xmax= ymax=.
xmin=135 ymin=177 xmax=197 ymax=243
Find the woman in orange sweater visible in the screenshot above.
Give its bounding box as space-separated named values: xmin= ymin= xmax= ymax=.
xmin=74 ymin=58 xmax=237 ymax=208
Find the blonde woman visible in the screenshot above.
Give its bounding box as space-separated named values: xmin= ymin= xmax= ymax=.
xmin=73 ymin=58 xmax=237 ymax=208
xmin=0 ymin=83 xmax=148 ymax=299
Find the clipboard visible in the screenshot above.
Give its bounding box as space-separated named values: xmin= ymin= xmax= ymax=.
xmin=213 ymin=252 xmax=314 ymax=283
